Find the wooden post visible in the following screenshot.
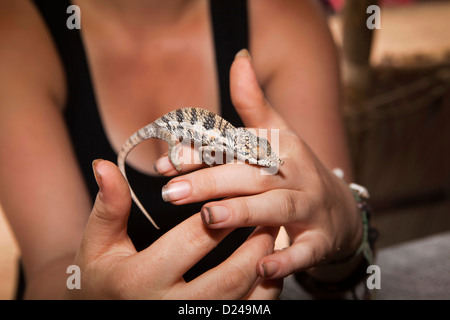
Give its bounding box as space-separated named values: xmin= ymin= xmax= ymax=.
xmin=341 ymin=0 xmax=379 ymax=180
xmin=342 ymin=0 xmax=378 ymax=111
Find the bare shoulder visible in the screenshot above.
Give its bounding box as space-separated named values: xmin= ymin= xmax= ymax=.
xmin=0 ymin=0 xmax=65 ymax=110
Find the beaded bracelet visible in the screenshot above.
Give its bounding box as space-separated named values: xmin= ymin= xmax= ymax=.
xmin=294 ymin=169 xmax=379 ymax=299
xmin=351 ymin=186 xmax=376 ymax=266
xmin=332 ymin=168 xmax=378 ymax=265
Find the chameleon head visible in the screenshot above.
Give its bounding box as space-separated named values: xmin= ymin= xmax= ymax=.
xmin=232 ymin=128 xmax=283 ymax=168
xmin=253 ymin=136 xmax=284 ymax=168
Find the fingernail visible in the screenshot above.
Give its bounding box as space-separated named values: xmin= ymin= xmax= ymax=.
xmin=235 ymin=48 xmax=251 ymax=60
xmin=161 ymin=181 xmax=191 ymax=202
xmin=154 ymin=156 xmax=173 ymax=175
xmin=92 ymin=159 xmax=103 ymax=193
xmin=260 ymin=261 xmax=279 ymax=278
xmin=201 ymin=206 xmax=230 ymax=226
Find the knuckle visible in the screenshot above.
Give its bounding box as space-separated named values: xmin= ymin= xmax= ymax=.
xmin=239 ymin=198 xmax=254 ymax=225
xmin=92 ymin=197 xmax=107 ymax=219
xmin=218 ymin=263 xmax=252 ymax=298
xmin=259 ymin=232 xmax=276 ymax=256
xmin=196 ymin=171 xmax=218 ymax=197
xmin=183 ymin=225 xmax=210 ymax=252
xmin=278 ymin=191 xmax=298 ymax=223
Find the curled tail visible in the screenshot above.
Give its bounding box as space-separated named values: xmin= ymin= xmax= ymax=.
xmin=117 ymin=124 xmax=160 ymax=230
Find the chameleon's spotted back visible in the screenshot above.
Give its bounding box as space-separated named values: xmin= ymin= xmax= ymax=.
xmin=155 ymin=107 xmax=235 ymax=143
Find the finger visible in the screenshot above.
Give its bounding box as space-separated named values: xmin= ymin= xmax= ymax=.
xmin=179 ymin=227 xmax=279 ymax=299
xmin=154 ymin=144 xmax=209 ymax=176
xmin=244 ymin=277 xmax=283 ymax=300
xmin=160 ymin=162 xmax=288 ymax=205
xmin=138 ymin=213 xmax=233 ymax=287
xmin=81 ymin=160 xmax=134 ymax=258
xmin=230 ymin=49 xmax=289 ymax=130
xmin=201 ymin=189 xmax=309 ymax=228
xmin=257 ymin=234 xmax=330 ymax=279
xmin=154 ymin=155 xmax=208 ymax=176
xmin=154 ymin=127 xmax=286 ymax=176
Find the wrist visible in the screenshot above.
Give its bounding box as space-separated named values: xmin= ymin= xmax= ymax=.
xmin=331 ymin=169 xmax=376 ymax=265
xmin=322 ymin=169 xmax=365 ymax=264
xmin=302 ymin=170 xmax=364 ymax=279
xmin=296 ymin=170 xmax=379 ymax=299
xmin=333 ymin=181 xmax=365 ymax=263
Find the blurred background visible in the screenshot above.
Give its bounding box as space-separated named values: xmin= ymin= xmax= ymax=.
xmin=1 ymin=0 xmax=449 ymax=299
xmin=328 ymin=0 xmax=449 ymax=248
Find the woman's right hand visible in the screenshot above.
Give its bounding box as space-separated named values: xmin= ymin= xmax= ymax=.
xmin=64 ymin=160 xmax=280 ymax=299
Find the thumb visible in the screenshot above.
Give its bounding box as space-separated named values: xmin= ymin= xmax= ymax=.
xmin=82 ymin=159 xmax=133 ymax=257
xmin=230 ymin=49 xmax=288 ymax=130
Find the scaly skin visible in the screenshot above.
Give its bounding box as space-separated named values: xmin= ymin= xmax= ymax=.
xmin=117 ymin=107 xmax=283 ymax=229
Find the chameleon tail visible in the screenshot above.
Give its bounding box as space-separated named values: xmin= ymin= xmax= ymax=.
xmin=117 ymin=125 xmax=160 ymax=230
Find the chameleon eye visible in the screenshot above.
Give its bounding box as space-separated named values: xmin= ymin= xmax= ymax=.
xmin=251 ymin=145 xmax=268 ymax=160
xmin=252 ymin=137 xmax=271 ymax=159
xmin=258 ymin=146 xmax=269 ymax=158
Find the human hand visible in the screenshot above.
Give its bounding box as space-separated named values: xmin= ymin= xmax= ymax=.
xmin=156 ymin=50 xmax=363 ymax=280
xmin=64 ymin=159 xmax=281 ymax=299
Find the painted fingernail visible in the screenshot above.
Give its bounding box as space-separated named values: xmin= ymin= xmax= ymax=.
xmin=201 ymin=206 xmax=230 ymax=226
xmin=260 ymin=261 xmax=279 ymax=278
xmin=161 ymin=181 xmax=191 ymax=202
xmin=154 ymin=156 xmax=173 ymax=175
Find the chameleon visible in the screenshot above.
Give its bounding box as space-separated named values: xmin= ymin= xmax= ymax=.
xmin=117 ymin=107 xmax=283 ymax=229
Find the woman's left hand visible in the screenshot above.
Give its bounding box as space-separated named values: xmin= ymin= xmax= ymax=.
xmin=155 ymin=51 xmax=363 ymax=280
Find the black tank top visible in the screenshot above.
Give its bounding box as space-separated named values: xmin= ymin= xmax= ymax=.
xmin=28 ymin=0 xmax=253 ymax=286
